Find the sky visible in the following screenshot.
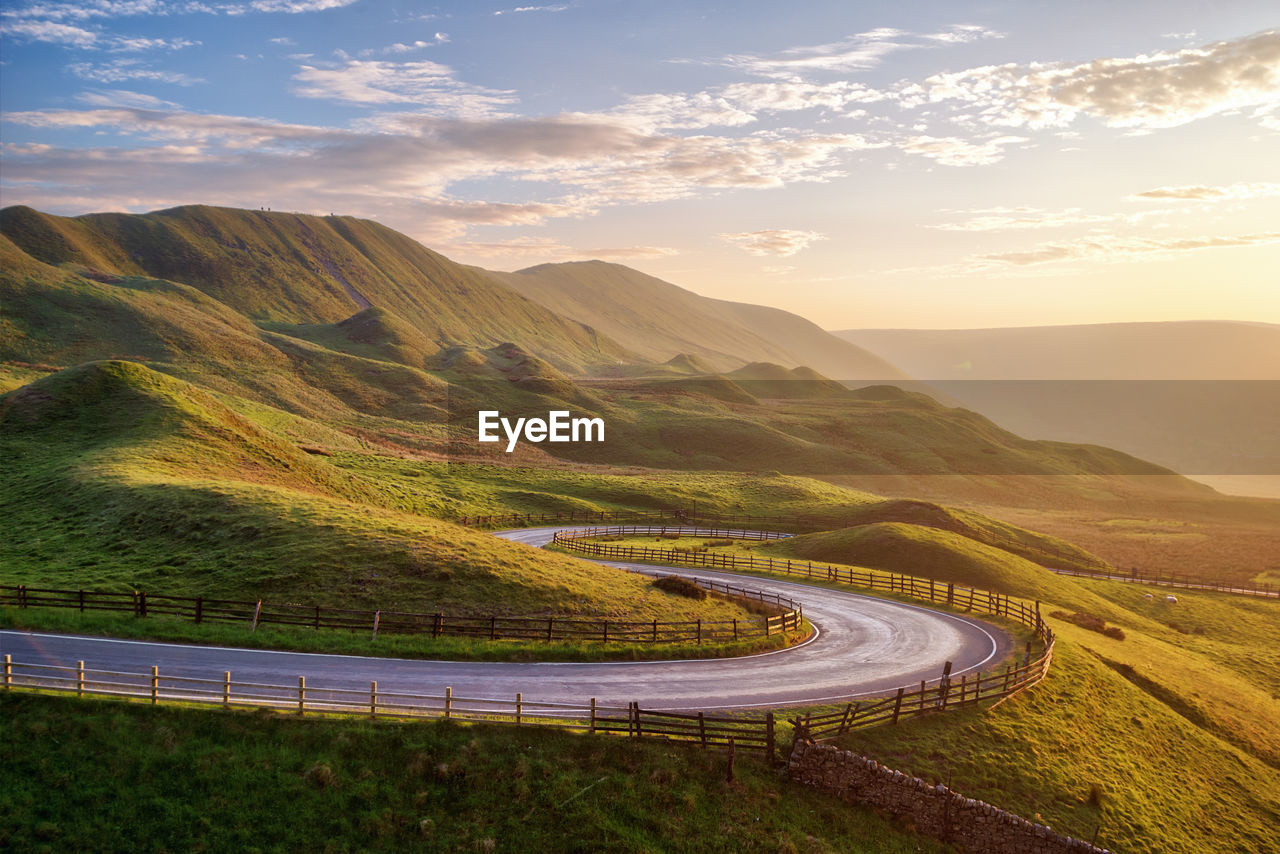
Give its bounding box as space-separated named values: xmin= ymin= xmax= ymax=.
xmin=2 ymin=0 xmax=1279 ymax=329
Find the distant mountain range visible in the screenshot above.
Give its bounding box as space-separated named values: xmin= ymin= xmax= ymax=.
xmin=836 ymin=323 xmax=1280 ymax=480
xmin=835 ymin=322 xmax=1280 ymax=380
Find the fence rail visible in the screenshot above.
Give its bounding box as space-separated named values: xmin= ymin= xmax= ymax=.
xmin=1048 ymin=567 xmax=1278 ymax=599
xmin=0 ymin=578 xmax=804 ymax=645
xmin=1 ymin=655 xmax=775 ymax=753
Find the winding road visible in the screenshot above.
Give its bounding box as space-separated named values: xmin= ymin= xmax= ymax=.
xmin=0 ymin=526 xmax=1012 ymax=711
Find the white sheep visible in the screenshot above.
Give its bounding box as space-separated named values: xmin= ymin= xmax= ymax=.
xmin=1165 ymin=594 xmax=1178 ymax=605
xmin=1143 ymin=593 xmax=1154 ymax=602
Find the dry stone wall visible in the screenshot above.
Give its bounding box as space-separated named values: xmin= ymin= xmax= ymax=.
xmin=788 ymin=740 xmax=1112 ymax=854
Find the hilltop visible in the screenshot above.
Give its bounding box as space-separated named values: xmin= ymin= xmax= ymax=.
xmin=492 ymin=260 xmax=906 ymax=379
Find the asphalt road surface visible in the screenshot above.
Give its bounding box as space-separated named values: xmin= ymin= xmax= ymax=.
xmin=0 ymin=526 xmax=1012 ymax=711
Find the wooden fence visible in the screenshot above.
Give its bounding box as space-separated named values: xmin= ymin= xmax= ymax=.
xmin=0 ymin=578 xmax=803 ymax=645
xmin=1 ymin=655 xmax=774 ymax=754
xmin=1048 ymin=567 xmax=1278 ymax=599
xmin=554 ymin=525 xmax=1057 ymax=741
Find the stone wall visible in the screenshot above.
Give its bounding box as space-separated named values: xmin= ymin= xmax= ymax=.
xmin=788 ymin=740 xmax=1111 ymax=854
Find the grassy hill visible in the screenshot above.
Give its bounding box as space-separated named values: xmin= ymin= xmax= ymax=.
xmin=0 ymin=204 xmax=636 ymax=374
xmin=0 ymin=361 xmax=760 ymax=627
xmin=492 ymin=260 xmax=906 ymax=379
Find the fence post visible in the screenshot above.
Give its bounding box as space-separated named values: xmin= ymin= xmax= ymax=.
xmin=920 ymin=680 xmax=926 ymax=712
xmin=698 ymin=711 xmax=707 ymax=747
xmin=603 ymin=620 xmax=609 ymax=643
xmin=18 ymin=585 xmax=27 ymax=609
xmin=516 ymin=692 xmax=523 ymax=726
xmin=696 ymin=620 xmax=701 ymax=645
xmin=251 ymin=600 xmax=262 ymax=633
xmin=590 ymin=698 xmax=597 ymax=734
xmin=433 ymin=613 xmax=443 ymax=638
xmin=652 ymin=620 xmax=658 ymax=642
xmin=223 ymin=671 xmax=231 ymax=708
xmin=298 ymin=676 xmax=305 ymax=715
xmin=490 ymin=616 xmax=497 ymax=641
xmin=372 ymin=610 xmax=380 ymax=640
xmin=3 ymin=654 xmax=10 ymax=690
xmin=891 ymin=687 xmax=905 ymax=724
xmin=947 ymin=583 xmax=954 ymax=606
xmin=370 ymin=681 xmax=377 ymax=718
xmin=733 ymin=619 xmax=738 ymax=641
xmin=79 ymin=589 xmax=85 ymax=613
xmin=445 ymin=686 xmax=452 ymax=719
xmin=78 ymin=660 xmax=85 ymax=698
xmin=547 ymin=617 xmax=554 ymax=642
xmin=150 ymin=665 xmax=159 ymax=704
xmin=195 ymin=597 xmax=203 ymax=624
xmin=936 ymin=661 xmax=953 ymax=709
xmin=766 ymin=712 xmax=776 ymax=761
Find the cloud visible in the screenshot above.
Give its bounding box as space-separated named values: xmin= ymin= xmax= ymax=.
xmin=76 ymin=88 xmax=181 ymax=109
xmin=911 ymin=29 xmax=1280 ymax=131
xmin=292 ymin=60 xmax=517 ymax=117
xmin=1129 ymin=182 xmax=1280 ymax=201
xmin=706 ymin=25 xmax=1003 ymax=81
xmin=2 ymin=19 xmax=100 ymax=46
xmin=929 ymin=207 xmax=1117 ymax=231
xmin=900 ymin=134 xmax=1027 ymax=166
xmin=719 ymin=229 xmax=826 ymax=257
xmin=248 ymin=0 xmax=358 ymax=11
xmin=975 ymin=232 xmax=1280 ymax=267
xmin=608 ymin=81 xmax=888 ymax=133
xmin=2 ymin=108 xmax=874 ymax=240
xmin=68 ymin=58 xmax=203 ymax=85
xmin=494 ymin=5 xmax=568 ymax=15
xmin=358 ymin=35 xmax=450 ymax=57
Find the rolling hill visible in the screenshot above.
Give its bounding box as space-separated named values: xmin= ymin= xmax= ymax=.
xmin=491 ymin=260 xmax=906 ymax=380
xmin=0 ymin=204 xmax=636 ymax=374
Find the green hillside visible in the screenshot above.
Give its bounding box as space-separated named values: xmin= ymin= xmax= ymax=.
xmin=0 ymin=361 xmax=760 ymax=626
xmin=0 ymin=204 xmax=635 ymax=374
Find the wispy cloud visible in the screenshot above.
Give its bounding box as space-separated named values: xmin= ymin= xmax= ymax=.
xmin=247 ymin=0 xmax=358 ymax=12
xmin=292 ymin=60 xmax=517 ymax=116
xmin=705 ymin=25 xmax=1003 ymax=81
xmin=76 ymin=88 xmax=181 ymax=109
xmin=358 ymin=35 xmax=451 ymax=57
xmin=719 ymin=229 xmax=826 ymax=256
xmin=1129 ymin=182 xmax=1280 ymax=201
xmin=493 ymin=5 xmax=569 ymax=16
xmin=975 ymin=232 xmax=1280 ymax=268
xmin=899 ymin=134 xmax=1027 ymax=166
xmin=928 ymin=207 xmax=1118 ymax=231
xmin=68 ymin=58 xmax=203 ymax=85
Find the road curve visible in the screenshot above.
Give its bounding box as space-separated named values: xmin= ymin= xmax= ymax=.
xmin=0 ymin=526 xmax=1012 ymax=711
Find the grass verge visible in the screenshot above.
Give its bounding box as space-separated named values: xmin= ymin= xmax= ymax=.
xmin=0 ymin=690 xmax=950 ymax=854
